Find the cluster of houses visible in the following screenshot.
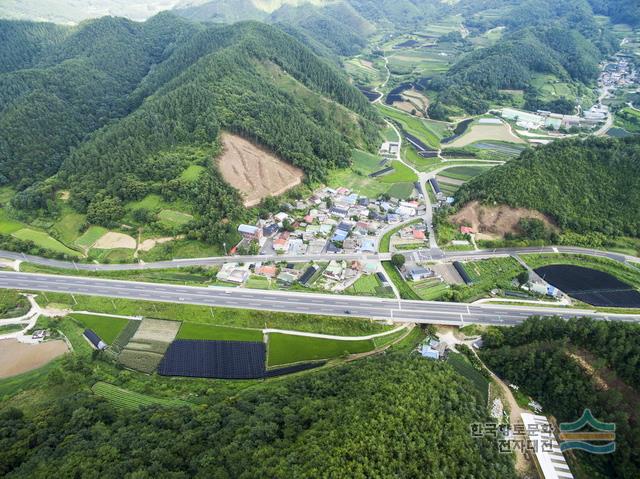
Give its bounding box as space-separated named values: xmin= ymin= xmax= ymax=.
xmin=215 ymin=258 xmax=384 ymax=292
xmin=599 ymin=56 xmax=637 ymax=91
xmin=501 ymin=107 xmax=603 ymax=131
xmin=236 ymin=186 xmax=424 ymax=256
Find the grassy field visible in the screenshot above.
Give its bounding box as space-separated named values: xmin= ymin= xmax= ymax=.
xmin=328 ymin=149 xmax=415 ymax=199
xmin=68 ymin=313 xmax=130 ymax=343
xmin=176 ymin=322 xmax=263 ymax=342
xmin=378 ymin=104 xmax=448 ymax=148
xmin=267 ymin=333 xmax=374 ymax=366
xmin=180 ymin=164 xmax=205 ymax=182
xmin=0 ymin=209 xmax=24 ymax=234
xmin=345 ymin=274 xmax=393 ymax=298
xmin=74 ymin=226 xmax=108 ymax=249
xmin=521 ymin=254 xmax=640 ymax=289
xmin=0 ymin=290 xmax=30 ymax=319
xmin=92 ymin=381 xmax=190 ymax=409
xmin=447 ymin=352 xmax=489 ymax=405
xmin=38 ymin=292 xmax=392 ymax=336
xmin=51 ymin=210 xmax=85 ymax=245
xmin=12 ymin=228 xmax=81 ymax=256
xmin=403 ymin=145 xmax=441 ymax=172
xmin=158 ymin=209 xmax=193 ymax=226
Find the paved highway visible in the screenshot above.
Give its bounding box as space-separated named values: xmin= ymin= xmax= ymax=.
xmin=2 ymin=272 xmax=639 ymax=326
xmin=1 ymin=244 xmax=638 ymax=272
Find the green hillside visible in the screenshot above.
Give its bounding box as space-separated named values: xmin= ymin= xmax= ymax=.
xmin=455 ymin=136 xmax=640 ymax=237
xmin=1 ymin=15 xmax=381 ymax=247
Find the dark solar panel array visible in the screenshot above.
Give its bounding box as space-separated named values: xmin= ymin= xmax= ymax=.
xmin=158 ymin=340 xmax=266 ymax=379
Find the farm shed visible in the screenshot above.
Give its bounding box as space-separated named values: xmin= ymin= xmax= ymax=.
xmin=299 ymin=266 xmax=318 ymax=286
xmin=428 ymin=178 xmax=441 ymax=195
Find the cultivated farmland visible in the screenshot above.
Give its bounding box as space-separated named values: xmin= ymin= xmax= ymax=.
xmin=217 ymin=132 xmax=303 ymax=207
xmin=443 ymin=123 xmax=525 ymax=148
xmin=118 ymin=318 xmax=180 ymax=373
xmin=92 ymin=381 xmax=190 ymax=409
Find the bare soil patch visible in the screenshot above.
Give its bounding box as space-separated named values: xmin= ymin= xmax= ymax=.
xmin=432 ymin=263 xmax=465 ymax=285
xmin=93 ymin=232 xmax=136 ymax=249
xmin=445 ymin=124 xmax=525 ymax=148
xmin=137 ymin=236 xmax=174 ymax=252
xmin=451 ymin=201 xmax=557 ymax=238
xmin=393 ymin=101 xmax=424 ymax=116
xmin=217 ymin=132 xmax=303 ymax=207
xmin=0 ymin=339 xmax=68 ymax=378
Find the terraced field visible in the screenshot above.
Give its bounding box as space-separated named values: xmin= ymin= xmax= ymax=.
xmin=92 ymin=382 xmax=189 ymax=409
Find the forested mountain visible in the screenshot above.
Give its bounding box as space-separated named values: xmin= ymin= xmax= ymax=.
xmin=588 ymin=0 xmax=640 ymax=26
xmin=0 ymin=352 xmax=516 ymax=478
xmin=455 ymin=137 xmax=640 ymax=238
xmin=1 ymin=14 xmax=381 ymax=244
xmin=425 ymin=0 xmax=618 ymax=115
xmin=175 ymin=0 xmax=376 ymax=56
xmin=481 ymin=317 xmax=640 ymax=478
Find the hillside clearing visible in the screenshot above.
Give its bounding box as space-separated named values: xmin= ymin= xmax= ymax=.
xmin=451 ymin=201 xmax=557 ymax=239
xmin=93 ymin=232 xmax=136 ymax=250
xmin=217 ymin=132 xmax=303 ymax=207
xmin=444 ymin=124 xmax=525 ymax=148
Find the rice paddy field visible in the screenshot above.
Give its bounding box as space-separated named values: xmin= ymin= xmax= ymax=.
xmin=176 ymin=322 xmax=263 ymax=342
xmin=12 ymin=228 xmax=81 ymax=257
xmin=267 ymin=333 xmax=374 ymax=366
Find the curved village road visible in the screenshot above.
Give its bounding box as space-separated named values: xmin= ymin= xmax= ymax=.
xmin=1 ymin=272 xmax=639 ymax=326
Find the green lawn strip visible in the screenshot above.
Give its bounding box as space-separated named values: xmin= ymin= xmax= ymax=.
xmin=379 ymin=218 xmax=422 ymax=253
xmin=12 ymin=228 xmax=81 ymax=257
xmin=19 ymin=263 xmax=216 ymax=285
xmin=520 ymin=253 xmax=640 ymax=289
xmin=68 ymin=313 xmax=129 ymax=344
xmin=0 ymin=323 xmax=26 ymax=334
xmin=245 ymin=275 xmax=274 ymax=290
xmin=372 ymin=327 xmax=408 ymax=348
xmin=447 ymin=352 xmax=489 ymax=405
xmin=37 ymin=293 xmax=392 ymax=336
xmin=382 ymin=261 xmax=421 ymax=300
xmin=177 ymin=322 xmax=263 ymax=342
xmin=92 ymin=381 xmax=190 ymax=409
xmin=267 ymin=333 xmax=374 ymax=366
xmin=74 ymin=226 xmax=108 ymax=248
xmin=346 ymin=274 xmax=381 ymax=295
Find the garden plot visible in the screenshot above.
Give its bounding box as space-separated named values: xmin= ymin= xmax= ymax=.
xmin=217 ymin=132 xmax=303 ymax=207
xmin=118 ymin=318 xmax=180 ymax=373
xmin=93 ymin=232 xmax=136 ymax=250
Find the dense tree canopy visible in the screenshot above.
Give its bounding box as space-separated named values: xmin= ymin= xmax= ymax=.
xmin=0 ymin=353 xmax=515 ymax=478
xmin=481 ymin=317 xmax=640 ymax=478
xmin=455 ymin=137 xmax=640 ymax=238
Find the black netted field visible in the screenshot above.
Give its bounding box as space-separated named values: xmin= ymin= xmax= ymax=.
xmin=535 ymin=265 xmax=640 ymax=308
xmin=158 ymin=340 xmax=266 ymax=379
